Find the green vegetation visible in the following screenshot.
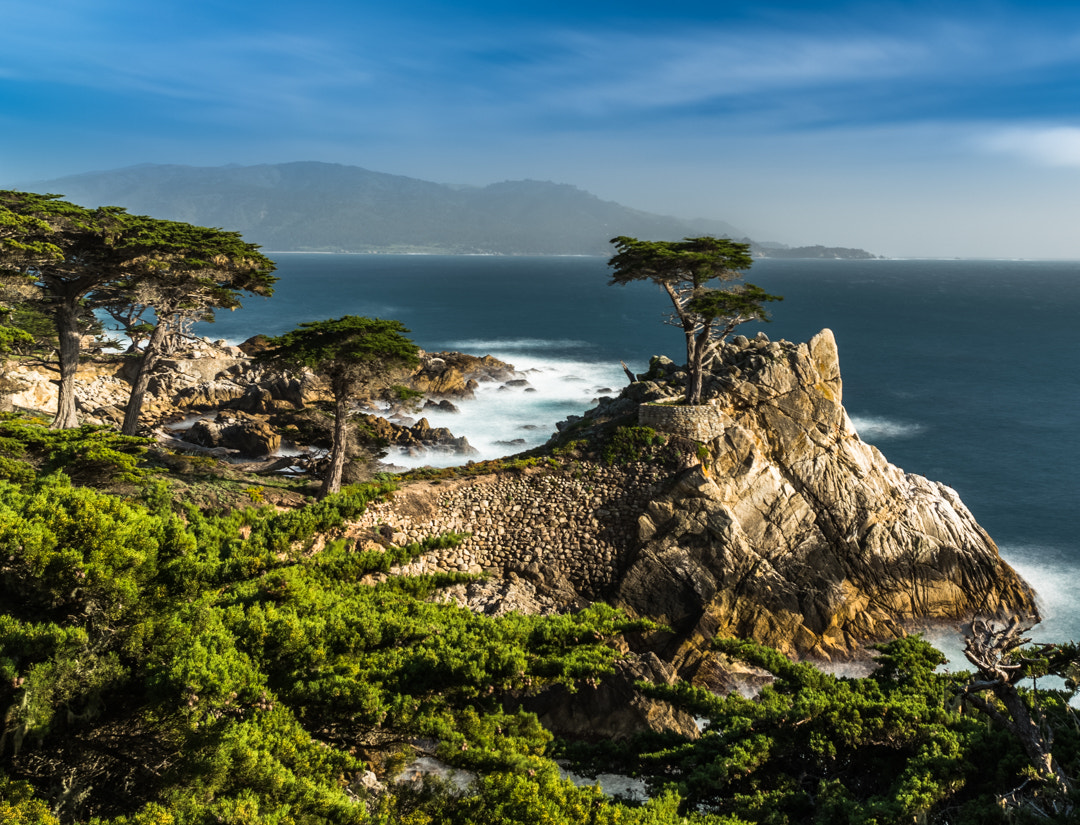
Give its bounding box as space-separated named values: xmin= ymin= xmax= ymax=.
xmin=0 ymin=412 xmax=152 ymax=486
xmin=601 ymin=426 xmax=666 ymax=466
xmin=608 ymin=236 xmax=781 ymax=405
xmin=2 ymin=415 xmax=1080 ymax=823
xmin=0 ymin=190 xmax=275 ymax=431
xmin=0 ymin=415 xmax=701 ymax=825
xmin=559 ymin=636 xmax=1080 ymax=823
xmin=256 ymin=317 xmax=420 ymax=498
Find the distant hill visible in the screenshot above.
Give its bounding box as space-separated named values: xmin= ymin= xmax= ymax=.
xmin=20 ymin=162 xmax=747 ymax=256
xmin=18 ymin=162 xmax=875 ymax=258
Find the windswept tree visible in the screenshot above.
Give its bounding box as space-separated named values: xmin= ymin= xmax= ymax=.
xmin=108 ymin=218 xmax=276 ymax=435
xmin=0 ymin=191 xmax=274 ymax=430
xmin=256 ymin=316 xmax=420 ymax=497
xmin=0 ymin=192 xmax=129 ymax=427
xmin=608 ymin=235 xmax=782 ymax=404
xmin=962 ymin=618 xmax=1076 ymax=794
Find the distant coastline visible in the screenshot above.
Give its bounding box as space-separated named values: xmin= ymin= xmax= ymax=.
xmin=19 ymin=161 xmax=876 ymax=259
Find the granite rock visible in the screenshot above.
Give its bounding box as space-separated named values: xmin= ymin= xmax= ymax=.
xmin=616 ymin=329 xmax=1038 ymax=667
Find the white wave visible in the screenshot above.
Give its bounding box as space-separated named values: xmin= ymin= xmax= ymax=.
xmin=849 ymin=414 xmax=925 ymax=442
xmin=999 ymin=544 xmax=1080 ymax=645
xmin=912 ymin=544 xmax=1080 ymax=673
xmin=382 ymin=352 xmax=628 ymax=470
xmin=558 ymin=766 xmax=649 ymax=803
xmin=441 ymin=337 xmax=595 ymax=352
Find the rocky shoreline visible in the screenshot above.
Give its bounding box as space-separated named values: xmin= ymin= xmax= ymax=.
xmin=3 ymin=328 xmax=1039 ymax=705
xmin=4 ymin=337 xmax=519 ymax=465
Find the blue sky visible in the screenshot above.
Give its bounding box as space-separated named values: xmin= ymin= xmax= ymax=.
xmin=4 ymin=0 xmax=1080 ymax=257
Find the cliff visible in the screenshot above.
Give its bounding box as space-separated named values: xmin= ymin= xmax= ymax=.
xmin=348 ymin=329 xmax=1037 ymax=681
xmin=616 ymin=329 xmax=1036 ymax=677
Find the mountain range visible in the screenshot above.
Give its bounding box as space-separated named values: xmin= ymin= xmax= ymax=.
xmin=19 ymin=162 xmax=874 ymax=258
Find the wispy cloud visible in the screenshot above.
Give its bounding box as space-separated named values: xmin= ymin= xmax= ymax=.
xmin=981 ymin=126 xmax=1080 ymax=167
xmin=540 ymin=29 xmax=931 ymax=113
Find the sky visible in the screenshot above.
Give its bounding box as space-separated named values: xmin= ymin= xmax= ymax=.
xmin=3 ymin=0 xmax=1080 ymax=258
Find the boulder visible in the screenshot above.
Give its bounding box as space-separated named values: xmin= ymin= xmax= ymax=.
xmin=186 ymin=411 xmax=281 ymax=457
xmin=423 ymin=399 xmax=460 ymax=414
xmin=409 ymin=351 xmax=518 ymax=399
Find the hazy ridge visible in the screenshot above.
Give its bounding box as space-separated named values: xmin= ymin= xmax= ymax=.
xmin=22 ymin=161 xmax=874 ymax=257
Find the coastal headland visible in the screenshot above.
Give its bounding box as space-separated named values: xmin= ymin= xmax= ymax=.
xmin=7 ymin=327 xmax=1036 ymax=674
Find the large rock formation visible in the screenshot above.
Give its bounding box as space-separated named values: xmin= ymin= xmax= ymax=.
xmin=615 ymin=329 xmax=1037 ymax=673
xmin=347 ymin=329 xmax=1036 ymax=679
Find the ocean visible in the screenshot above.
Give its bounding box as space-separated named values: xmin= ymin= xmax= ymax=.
xmin=193 ymin=254 xmax=1080 ymax=652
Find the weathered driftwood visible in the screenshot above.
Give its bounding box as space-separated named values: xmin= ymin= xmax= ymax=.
xmin=962 ymin=617 xmax=1071 ymax=793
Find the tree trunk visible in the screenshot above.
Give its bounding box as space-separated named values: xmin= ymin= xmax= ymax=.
xmin=686 ymin=323 xmax=713 ymax=406
xmin=320 ymin=392 xmax=350 ymax=498
xmin=997 ymin=686 xmax=1071 ymax=792
xmin=660 ymin=282 xmax=697 ymax=402
xmin=51 ymin=297 xmax=82 ymax=429
xmin=121 ymin=321 xmax=170 ymax=435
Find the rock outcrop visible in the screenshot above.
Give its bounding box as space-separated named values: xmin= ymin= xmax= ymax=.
xmin=185 ymin=411 xmax=282 ymax=457
xmin=359 ymin=414 xmax=479 ymax=457
xmin=5 ymin=340 xmax=503 ymax=461
xmin=615 ymin=329 xmax=1037 ymax=672
xmin=351 ymin=329 xmax=1037 ymax=680
xmin=409 ymin=351 xmax=518 ymax=399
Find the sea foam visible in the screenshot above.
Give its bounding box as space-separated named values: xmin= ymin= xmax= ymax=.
xmin=848 ymin=414 xmax=925 ymax=443
xmin=383 ymin=343 xmax=628 ymax=469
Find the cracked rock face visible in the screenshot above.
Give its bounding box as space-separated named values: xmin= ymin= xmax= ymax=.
xmin=616 ymin=329 xmax=1038 ymax=672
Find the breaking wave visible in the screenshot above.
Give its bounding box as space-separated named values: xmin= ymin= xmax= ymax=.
xmin=382 ymin=343 xmax=629 ymax=470
xmin=849 ymin=414 xmax=925 ymax=443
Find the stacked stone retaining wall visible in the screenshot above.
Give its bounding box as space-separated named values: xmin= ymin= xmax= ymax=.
xmin=352 ymin=461 xmax=672 ymax=596
xmin=638 ymin=403 xmax=726 ymax=442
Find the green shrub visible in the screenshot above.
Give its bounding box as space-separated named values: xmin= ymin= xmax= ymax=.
xmin=600 ymin=426 xmax=665 ymax=466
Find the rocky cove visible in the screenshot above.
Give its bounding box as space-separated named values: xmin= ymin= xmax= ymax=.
xmin=4 ymin=327 xmax=1038 ymax=686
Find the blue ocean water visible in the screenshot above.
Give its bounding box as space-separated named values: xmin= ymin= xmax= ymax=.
xmin=194 ymin=254 xmax=1080 ymax=648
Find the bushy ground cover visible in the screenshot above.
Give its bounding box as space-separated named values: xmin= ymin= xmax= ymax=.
xmin=2 ymin=414 xmax=1079 ymax=824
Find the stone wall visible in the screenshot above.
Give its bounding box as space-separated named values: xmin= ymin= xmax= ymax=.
xmin=351 ymin=460 xmax=672 ymax=596
xmin=638 ymin=403 xmax=726 ymax=442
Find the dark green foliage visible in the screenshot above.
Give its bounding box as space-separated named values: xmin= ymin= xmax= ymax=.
xmin=608 ymin=236 xmax=755 ymax=288
xmin=601 ymin=425 xmax=666 ymax=465
xmin=0 ymin=321 xmax=34 ymax=355
xmin=0 ymin=413 xmax=152 ymax=485
xmin=559 ymin=635 xmax=1080 ymax=824
xmin=0 ymin=456 xmax=689 ymax=825
xmin=685 ymin=283 xmax=782 ymax=331
xmin=1 ymin=302 xmax=56 ymax=352
xmin=256 ymin=316 xmax=419 ymax=377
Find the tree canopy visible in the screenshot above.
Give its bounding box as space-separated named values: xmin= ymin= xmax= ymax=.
xmin=608 ymin=236 xmax=781 ymax=404
xmin=256 ymin=316 xmax=420 ymax=497
xmin=0 ymin=191 xmax=275 ymax=430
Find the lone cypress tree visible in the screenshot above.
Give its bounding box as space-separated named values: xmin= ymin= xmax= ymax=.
xmin=608 ymin=235 xmax=781 ymax=404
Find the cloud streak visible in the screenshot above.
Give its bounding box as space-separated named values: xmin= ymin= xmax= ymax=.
xmin=6 ymin=0 xmax=1080 ymax=256
xmin=982 ymin=126 xmax=1080 ymax=167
